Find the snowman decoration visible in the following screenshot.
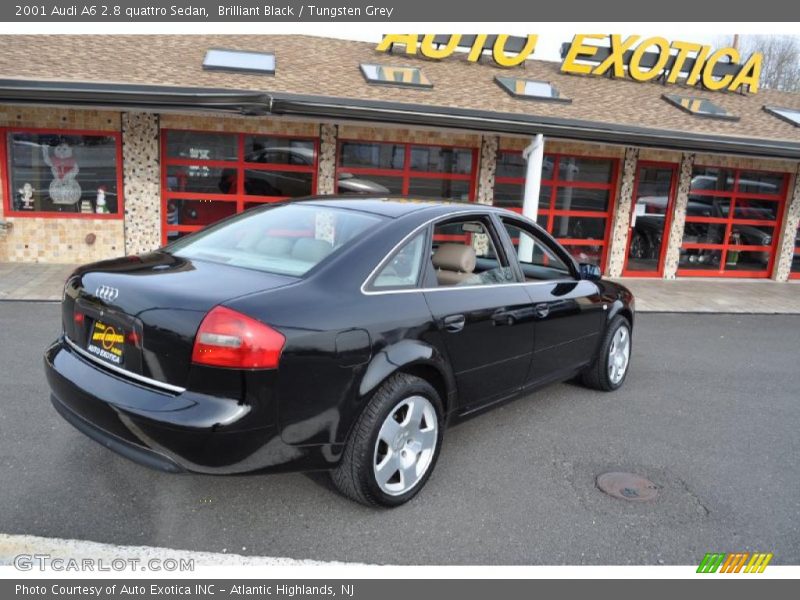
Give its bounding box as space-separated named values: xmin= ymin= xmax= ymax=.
xmin=42 ymin=141 xmax=81 ymax=205
xmin=18 ymin=182 xmax=35 ymax=210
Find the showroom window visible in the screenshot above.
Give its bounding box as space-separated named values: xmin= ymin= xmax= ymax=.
xmin=3 ymin=129 xmax=123 ymax=218
xmin=162 ymin=130 xmax=318 ymax=241
xmin=493 ymin=151 xmax=619 ymax=271
xmin=678 ymin=166 xmax=789 ymax=277
xmin=335 ymin=140 xmax=477 ymax=201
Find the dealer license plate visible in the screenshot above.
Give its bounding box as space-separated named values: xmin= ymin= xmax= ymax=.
xmin=87 ymin=320 xmax=126 ymax=366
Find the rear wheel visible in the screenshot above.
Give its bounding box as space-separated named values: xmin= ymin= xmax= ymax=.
xmin=332 ymin=373 xmax=443 ymax=507
xmin=581 ymin=315 xmax=632 ymax=391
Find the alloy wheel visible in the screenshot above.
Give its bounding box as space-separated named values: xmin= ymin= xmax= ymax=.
xmin=373 ymin=395 xmax=438 ymax=496
xmin=608 ymin=325 xmax=631 ymax=385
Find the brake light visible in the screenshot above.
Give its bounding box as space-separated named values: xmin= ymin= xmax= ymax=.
xmin=191 ymin=306 xmax=285 ymax=369
xmin=74 ymin=310 xmax=85 ymax=325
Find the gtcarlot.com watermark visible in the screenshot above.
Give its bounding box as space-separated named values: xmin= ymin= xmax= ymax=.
xmin=13 ymin=553 xmax=194 ymax=572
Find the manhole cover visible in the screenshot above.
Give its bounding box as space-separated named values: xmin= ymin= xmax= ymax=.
xmin=596 ymin=472 xmax=659 ymax=502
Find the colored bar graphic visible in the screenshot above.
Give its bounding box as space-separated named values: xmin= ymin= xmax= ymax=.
xmin=697 ymin=552 xmax=773 ymax=573
xmin=697 ymin=553 xmax=726 ymax=573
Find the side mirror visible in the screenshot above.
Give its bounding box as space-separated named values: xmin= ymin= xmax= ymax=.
xmin=578 ymin=262 xmax=602 ymax=281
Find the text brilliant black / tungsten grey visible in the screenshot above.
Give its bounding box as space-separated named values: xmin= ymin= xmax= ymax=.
xmin=218 ymin=5 xmax=396 ymax=18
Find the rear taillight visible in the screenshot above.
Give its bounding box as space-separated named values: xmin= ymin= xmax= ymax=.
xmin=191 ymin=306 xmax=285 ymax=369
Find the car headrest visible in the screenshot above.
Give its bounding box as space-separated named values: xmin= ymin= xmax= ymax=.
xmin=291 ymin=237 xmax=334 ymax=263
xmin=432 ymin=243 xmax=476 ymax=273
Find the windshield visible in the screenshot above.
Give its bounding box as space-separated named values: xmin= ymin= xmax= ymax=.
xmin=168 ymin=204 xmax=383 ymax=276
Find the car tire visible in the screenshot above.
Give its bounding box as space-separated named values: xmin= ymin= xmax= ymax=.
xmin=581 ymin=315 xmax=632 ymax=392
xmin=331 ymin=373 xmax=444 ymax=507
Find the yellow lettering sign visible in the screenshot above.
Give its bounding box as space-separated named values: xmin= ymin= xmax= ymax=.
xmin=703 ymin=47 xmax=739 ymax=91
xmin=667 ymin=40 xmax=703 ymax=84
xmin=492 ymin=35 xmax=538 ymax=67
xmin=563 ymin=35 xmax=760 ymax=94
xmin=561 ymin=34 xmax=606 ymax=75
xmin=375 ymin=34 xmax=420 ymax=55
xmin=376 ymin=34 xmax=537 ymax=68
xmin=729 ymin=53 xmax=762 ymax=94
xmin=420 ymin=34 xmax=461 ymax=59
xmin=594 ymin=34 xmax=639 ymax=78
xmin=628 ymin=37 xmax=671 ymax=82
xmin=376 ymin=34 xmax=761 ymax=93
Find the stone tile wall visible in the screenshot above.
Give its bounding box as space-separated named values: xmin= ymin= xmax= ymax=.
xmin=476 ymin=135 xmax=499 ymax=205
xmin=773 ymin=167 xmax=800 ymax=281
xmin=122 ymin=112 xmax=161 ymax=255
xmin=317 ymin=123 xmax=338 ymax=195
xmin=606 ymin=147 xmax=639 ymax=277
xmin=663 ymin=153 xmax=696 ymax=279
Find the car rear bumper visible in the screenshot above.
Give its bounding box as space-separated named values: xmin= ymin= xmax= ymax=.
xmin=45 ymin=337 xmax=338 ymax=474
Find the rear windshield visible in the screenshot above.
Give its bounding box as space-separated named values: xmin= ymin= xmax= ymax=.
xmin=168 ymin=204 xmax=383 ymax=276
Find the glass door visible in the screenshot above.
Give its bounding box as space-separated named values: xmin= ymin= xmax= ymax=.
xmin=622 ymin=162 xmax=679 ymax=277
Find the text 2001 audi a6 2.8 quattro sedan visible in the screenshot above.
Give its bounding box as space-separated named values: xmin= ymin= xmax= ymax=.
xmin=45 ymin=197 xmax=634 ymax=507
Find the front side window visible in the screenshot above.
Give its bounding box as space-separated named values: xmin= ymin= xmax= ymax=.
xmin=6 ymin=130 xmax=121 ymax=217
xmin=169 ymin=204 xmax=381 ymax=277
xmin=430 ymin=218 xmax=514 ymax=287
xmin=502 ymin=219 xmax=572 ymax=281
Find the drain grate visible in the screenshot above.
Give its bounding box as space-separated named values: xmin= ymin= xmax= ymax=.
xmin=597 ymin=472 xmax=659 ymax=502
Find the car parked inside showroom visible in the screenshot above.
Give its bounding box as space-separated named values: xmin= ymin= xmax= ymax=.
xmin=45 ymin=197 xmax=634 ymax=506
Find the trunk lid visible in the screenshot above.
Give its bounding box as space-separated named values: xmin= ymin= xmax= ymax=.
xmin=63 ymin=251 xmax=296 ymax=387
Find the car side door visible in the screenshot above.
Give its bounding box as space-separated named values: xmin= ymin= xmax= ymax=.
xmin=422 ymin=214 xmax=536 ymax=411
xmin=497 ymin=214 xmax=607 ymax=387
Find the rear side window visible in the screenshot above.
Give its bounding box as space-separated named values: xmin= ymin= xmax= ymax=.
xmin=169 ymin=204 xmax=382 ymax=276
xmin=372 ymin=232 xmax=427 ymax=289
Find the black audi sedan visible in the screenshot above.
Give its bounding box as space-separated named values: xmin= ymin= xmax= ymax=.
xmin=45 ymin=197 xmax=634 ymax=507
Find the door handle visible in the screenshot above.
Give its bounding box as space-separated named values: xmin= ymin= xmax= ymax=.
xmin=534 ymin=303 xmax=550 ymax=319
xmin=443 ymin=314 xmax=466 ymax=333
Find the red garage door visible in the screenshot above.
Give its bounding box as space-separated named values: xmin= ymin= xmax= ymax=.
xmin=677 ymin=166 xmax=789 ymax=278
xmin=493 ymin=151 xmax=620 ymax=272
xmin=161 ymin=130 xmax=319 ymax=242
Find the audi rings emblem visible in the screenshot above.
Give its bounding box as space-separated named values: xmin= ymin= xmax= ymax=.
xmin=95 ymin=285 xmax=119 ymax=303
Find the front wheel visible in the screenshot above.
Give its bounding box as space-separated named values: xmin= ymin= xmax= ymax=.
xmin=331 ymin=373 xmax=443 ymax=507
xmin=581 ymin=315 xmax=632 ymax=391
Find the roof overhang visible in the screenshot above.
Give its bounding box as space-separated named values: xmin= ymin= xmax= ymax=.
xmin=1 ymin=79 xmax=799 ymax=160
xmin=0 ymin=79 xmax=271 ymax=115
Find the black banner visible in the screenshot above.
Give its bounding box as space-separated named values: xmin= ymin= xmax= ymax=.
xmin=0 ymin=0 xmax=797 ymax=22
xmin=3 ymin=579 xmax=798 ymax=600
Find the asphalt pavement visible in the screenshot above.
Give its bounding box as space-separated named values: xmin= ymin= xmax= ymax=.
xmin=0 ymin=302 xmax=798 ymax=565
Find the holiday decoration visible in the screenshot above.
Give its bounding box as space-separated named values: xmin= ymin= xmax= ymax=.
xmin=18 ymin=182 xmax=35 ymax=210
xmin=95 ymin=186 xmax=109 ymax=214
xmin=42 ymin=142 xmax=82 ymax=205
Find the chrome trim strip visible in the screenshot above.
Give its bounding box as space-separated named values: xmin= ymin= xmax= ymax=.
xmin=360 ymin=210 xmax=578 ymax=296
xmin=64 ymin=336 xmax=186 ymax=394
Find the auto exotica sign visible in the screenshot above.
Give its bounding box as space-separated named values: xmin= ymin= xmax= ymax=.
xmin=376 ymin=34 xmax=762 ymax=94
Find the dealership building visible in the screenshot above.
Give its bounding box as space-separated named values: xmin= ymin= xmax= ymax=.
xmin=0 ymin=34 xmax=799 ymax=281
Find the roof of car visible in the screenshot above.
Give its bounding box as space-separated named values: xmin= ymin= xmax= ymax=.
xmin=301 ymin=196 xmax=505 ymax=218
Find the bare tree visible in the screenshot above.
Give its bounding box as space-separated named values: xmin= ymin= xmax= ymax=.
xmin=735 ymin=35 xmax=800 ymax=92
